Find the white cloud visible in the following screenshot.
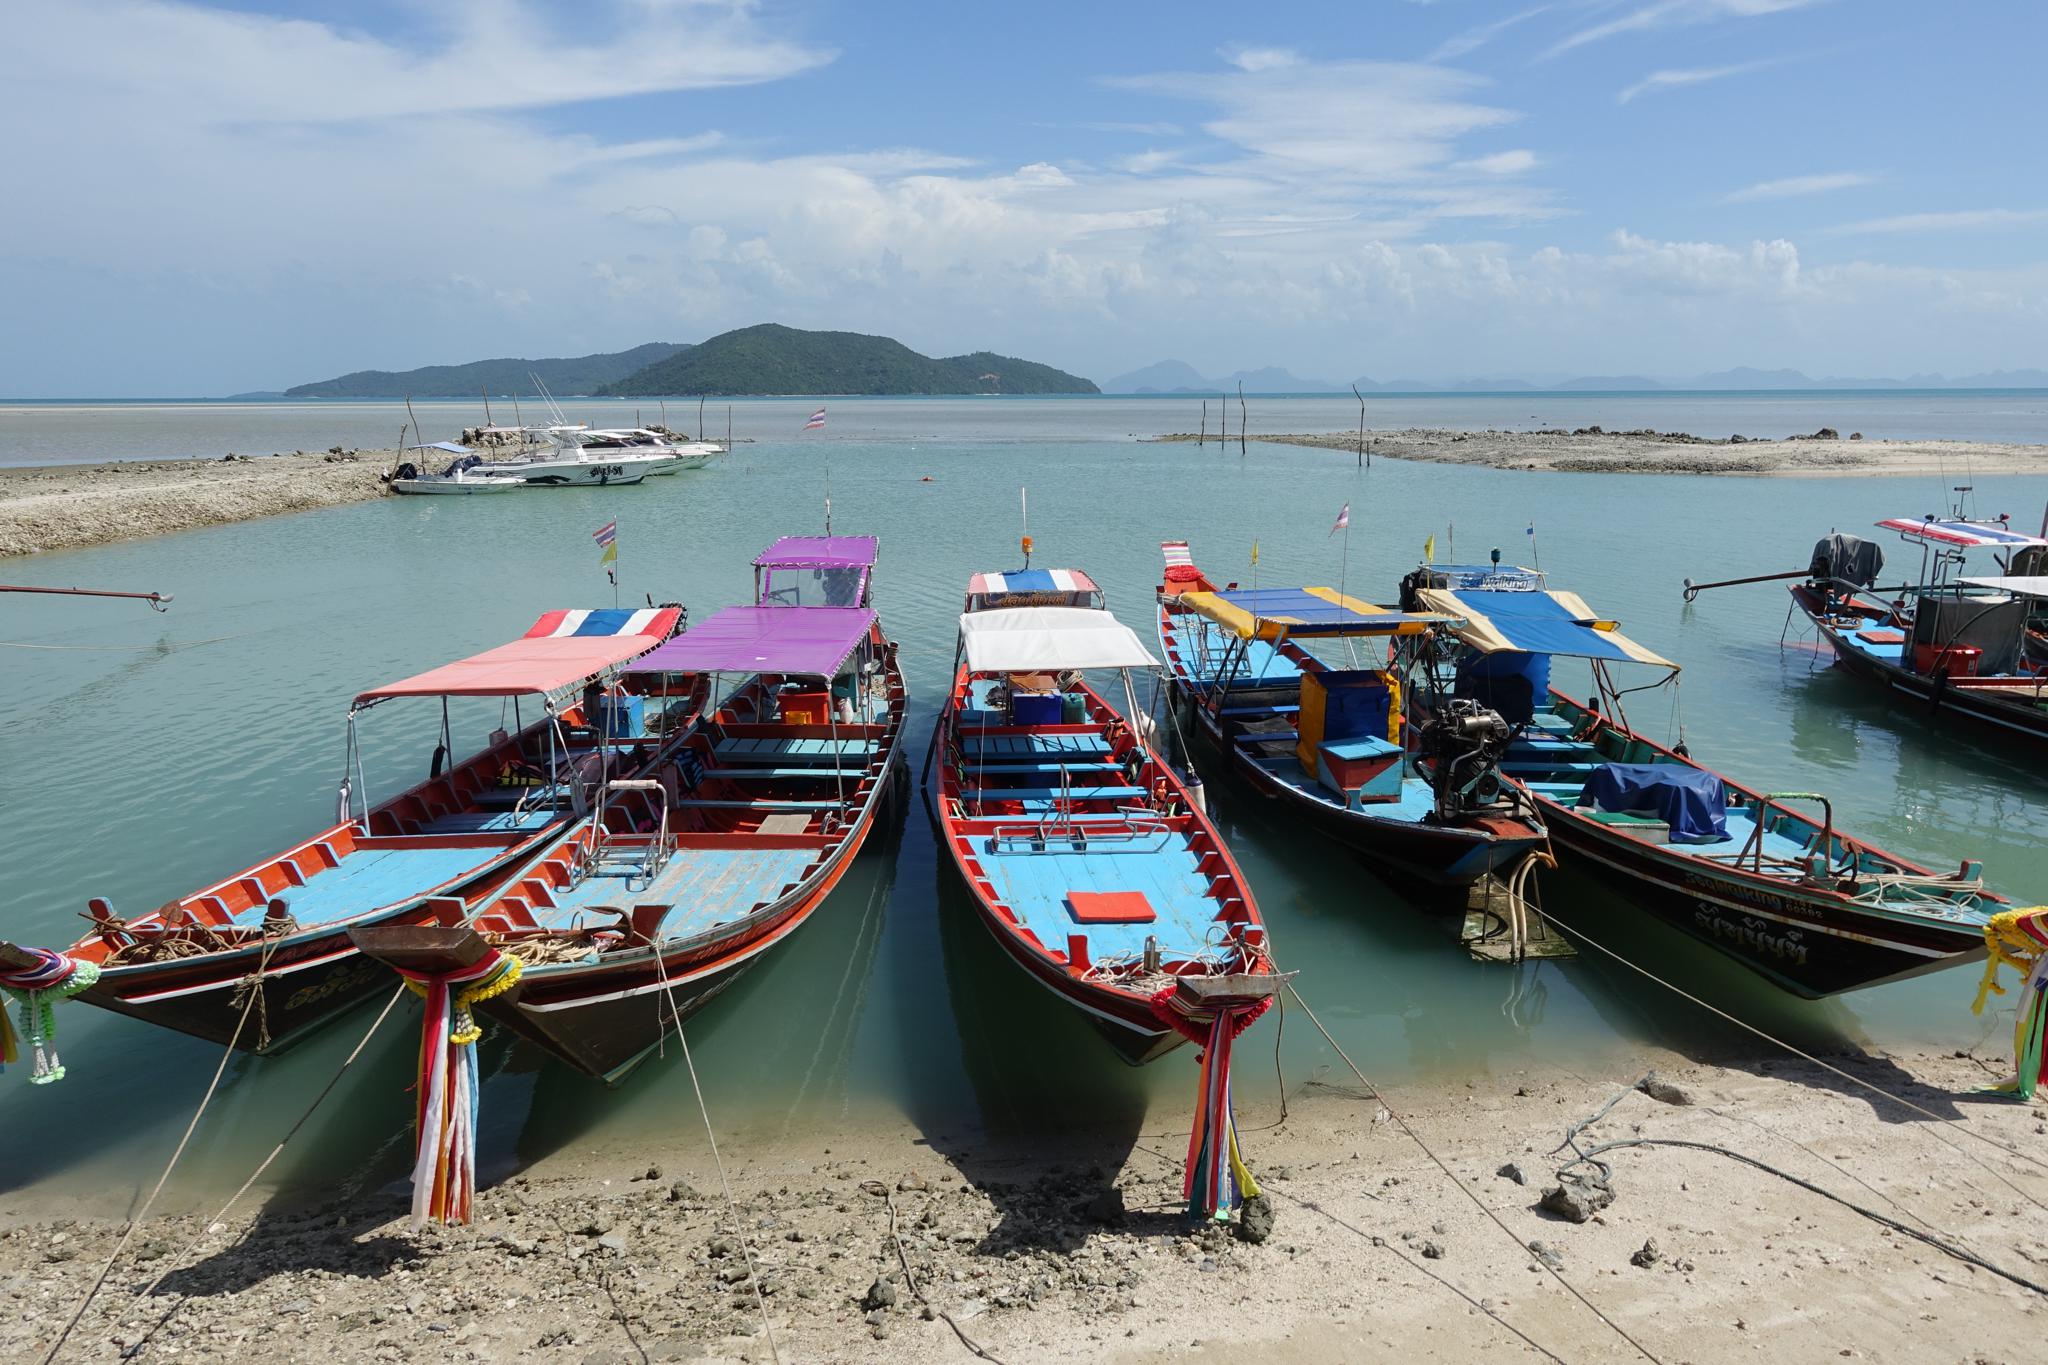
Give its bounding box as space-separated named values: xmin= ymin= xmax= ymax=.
xmin=1724 ymin=171 xmax=1874 ymax=202
xmin=1827 ymin=208 xmax=2048 ymax=235
xmin=1618 ymin=60 xmax=1773 ymax=103
xmin=3 ymin=5 xmax=2044 ymax=394
xmin=1427 ymin=5 xmax=1553 ymax=62
xmin=1546 ymin=0 xmax=1818 ymax=59
xmin=20 ymin=0 xmax=834 ymax=123
xmin=1458 ymin=149 xmax=1540 ymax=174
xmin=1224 ymin=46 xmax=1303 ymax=72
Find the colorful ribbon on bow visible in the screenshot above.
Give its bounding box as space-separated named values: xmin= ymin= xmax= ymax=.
xmin=399 ymin=952 xmax=522 ymax=1225
xmin=1 ymin=948 xmax=101 ymax=1084
xmin=1971 ymin=907 xmax=2048 ymax=1101
xmin=1151 ymin=987 xmax=1273 ymax=1221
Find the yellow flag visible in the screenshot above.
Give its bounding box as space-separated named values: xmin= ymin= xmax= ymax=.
xmin=1250 ymin=539 xmax=1260 ymax=566
xmin=1423 ymin=534 xmax=1436 ymax=562
xmin=601 ymin=542 xmax=617 ymax=565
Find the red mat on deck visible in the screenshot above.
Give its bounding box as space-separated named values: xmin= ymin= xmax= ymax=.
xmin=1066 ymin=891 xmax=1157 ymax=923
xmin=1856 ymin=629 xmax=1906 ymax=645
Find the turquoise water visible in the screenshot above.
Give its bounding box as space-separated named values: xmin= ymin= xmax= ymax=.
xmin=4 ymin=390 xmax=2047 ymax=465
xmin=4 ymin=432 xmax=2044 ymax=1212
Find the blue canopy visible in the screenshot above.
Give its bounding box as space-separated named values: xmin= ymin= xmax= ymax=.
xmin=1414 ymin=586 xmax=1678 ymax=670
xmin=1181 ymin=586 xmax=1448 ymax=640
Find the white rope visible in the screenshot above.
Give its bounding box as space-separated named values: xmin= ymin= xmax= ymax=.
xmin=131 ymin=985 xmax=409 ymax=1301
xmin=1537 ymin=905 xmax=2048 ymax=1200
xmin=39 ymin=932 xmax=284 ymax=1365
xmin=651 ymin=950 xmax=783 ymax=1363
xmin=1281 ymin=978 xmax=1666 ymax=1365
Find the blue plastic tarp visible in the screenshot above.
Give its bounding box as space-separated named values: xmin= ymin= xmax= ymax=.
xmin=1579 ymin=763 xmax=1728 ymax=843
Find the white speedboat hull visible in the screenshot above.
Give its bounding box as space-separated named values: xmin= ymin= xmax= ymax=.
xmin=390 ymin=475 xmax=526 ymax=495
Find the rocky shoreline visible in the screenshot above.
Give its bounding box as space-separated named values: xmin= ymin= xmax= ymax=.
xmin=1157 ymin=427 xmax=2048 ymax=476
xmin=4 ymin=1048 xmax=2041 ymax=1363
xmin=0 ymin=451 xmax=391 ymax=558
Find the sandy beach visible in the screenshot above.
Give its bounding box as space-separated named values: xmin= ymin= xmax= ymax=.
xmin=1160 ymin=428 xmax=2048 ymax=477
xmin=4 ymin=1045 xmax=2041 ymax=1363
xmin=0 ymin=451 xmax=390 ymax=558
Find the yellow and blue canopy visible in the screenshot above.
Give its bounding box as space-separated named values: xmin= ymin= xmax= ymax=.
xmin=1414 ymin=587 xmax=1677 ymax=671
xmin=1180 ymin=586 xmax=1452 ymax=642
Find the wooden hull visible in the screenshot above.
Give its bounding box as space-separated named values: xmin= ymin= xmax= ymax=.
xmin=930 ymin=672 xmax=1273 ymax=1067
xmin=69 ymin=834 xmax=547 ymax=1053
xmin=1792 ymin=583 xmax=2048 ymax=746
xmin=1491 ymin=688 xmax=1993 ymax=998
xmin=478 ymin=773 xmax=895 ymax=1082
xmin=1538 ymin=799 xmax=1985 ymax=996
xmin=79 ymin=922 xmax=405 ymax=1051
xmin=425 ymin=645 xmax=911 ymax=1083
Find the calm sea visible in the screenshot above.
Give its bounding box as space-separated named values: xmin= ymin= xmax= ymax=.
xmin=3 ymin=399 xmax=2044 ymax=1213
xmin=2 ymin=390 xmax=2046 ymax=466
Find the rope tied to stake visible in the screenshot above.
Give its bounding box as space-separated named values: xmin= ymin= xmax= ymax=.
xmin=396 ymin=952 xmax=522 ymax=1225
xmin=1149 ymin=987 xmax=1272 ymax=1221
xmin=1 ymin=948 xmax=100 ymax=1084
xmin=1970 ymin=906 xmax=2048 ymax=1100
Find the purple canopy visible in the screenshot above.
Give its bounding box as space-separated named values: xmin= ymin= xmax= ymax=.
xmin=753 ymin=535 xmax=879 ymax=568
xmin=625 ymin=606 xmax=875 ymax=678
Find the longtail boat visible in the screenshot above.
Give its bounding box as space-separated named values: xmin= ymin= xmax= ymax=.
xmin=1 ymin=609 xmax=692 ymax=1054
xmin=1782 ymin=518 xmax=2048 ymax=747
xmin=930 ymin=567 xmax=1279 ymax=1224
xmin=353 ymin=537 xmax=906 ymax=1086
xmin=1157 ymin=541 xmax=1548 ymax=888
xmin=1403 ymin=562 xmax=1998 ymax=997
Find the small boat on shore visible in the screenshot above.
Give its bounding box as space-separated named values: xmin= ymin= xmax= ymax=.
xmin=3 ymin=609 xmax=691 ymax=1053
xmin=930 ymin=574 xmax=1276 ymax=1064
xmin=1157 ymin=542 xmax=1547 ymax=889
xmin=1404 ymin=562 xmax=1998 ymax=997
xmin=929 ymin=571 xmax=1279 ymax=1223
xmin=1783 ymin=518 xmax=2048 ymax=746
xmin=388 ymin=450 xmax=527 ymax=495
xmin=353 ymin=537 xmax=905 ymax=1084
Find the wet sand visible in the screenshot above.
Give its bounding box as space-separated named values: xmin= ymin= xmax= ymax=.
xmin=0 ymin=451 xmax=391 ymax=558
xmin=1160 ymin=428 xmax=2048 ymax=477
xmin=4 ymin=1047 xmax=2041 ymax=1363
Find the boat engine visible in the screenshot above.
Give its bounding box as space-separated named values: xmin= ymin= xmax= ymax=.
xmin=1420 ymin=698 xmax=1514 ymax=823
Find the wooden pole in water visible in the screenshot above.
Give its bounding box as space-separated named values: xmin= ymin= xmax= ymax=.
xmin=1199 ymin=399 xmax=1206 ymax=447
xmin=1237 ymin=381 xmax=1246 ymax=455
xmin=727 ymin=405 xmax=733 ymax=452
xmin=661 ymin=400 xmax=668 ymax=431
xmin=698 ymin=395 xmax=706 ymax=440
xmin=1352 ymin=384 xmax=1368 ymax=469
xmin=482 ymin=386 xmax=493 ymax=428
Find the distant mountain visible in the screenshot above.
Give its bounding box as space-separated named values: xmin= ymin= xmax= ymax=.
xmin=1106 ymin=360 xmax=1343 ymax=393
xmin=1556 ymin=375 xmax=1664 ymax=391
xmin=1105 ymin=359 xmax=1216 ymax=393
xmin=599 ymin=324 xmax=1096 ymax=397
xmin=286 ymin=343 xmax=690 ymax=399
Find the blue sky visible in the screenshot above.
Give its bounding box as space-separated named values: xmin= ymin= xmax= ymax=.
xmin=5 ymin=0 xmax=2046 ymax=395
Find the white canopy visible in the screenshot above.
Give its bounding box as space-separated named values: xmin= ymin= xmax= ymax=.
xmin=1961 ymin=575 xmax=2048 ymax=599
xmin=958 ymin=607 xmax=1160 ymax=673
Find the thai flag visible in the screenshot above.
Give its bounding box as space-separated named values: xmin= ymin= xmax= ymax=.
xmin=592 ymin=521 xmax=617 ymax=547
xmin=1330 ymin=502 xmax=1350 ymax=536
xmin=804 ymin=407 xmax=827 ymax=430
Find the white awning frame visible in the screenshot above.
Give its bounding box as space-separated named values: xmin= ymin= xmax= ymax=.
xmin=957 ymin=607 xmax=1160 ymax=673
xmin=1959 ymin=575 xmax=2048 ymax=599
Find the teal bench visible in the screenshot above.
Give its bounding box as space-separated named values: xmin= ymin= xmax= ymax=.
xmin=962 ymin=786 xmax=1145 ymax=804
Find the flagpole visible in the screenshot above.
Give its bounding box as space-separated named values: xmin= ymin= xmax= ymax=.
xmin=614 ymin=529 xmax=621 ymax=609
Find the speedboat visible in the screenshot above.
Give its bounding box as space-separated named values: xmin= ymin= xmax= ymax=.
xmin=388 ymin=450 xmax=526 ymax=495
xmin=469 ymin=428 xmax=708 ymax=485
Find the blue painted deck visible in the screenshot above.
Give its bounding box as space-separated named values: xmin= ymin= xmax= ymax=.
xmin=419 ymin=808 xmax=561 ymax=834
xmin=259 ymin=845 xmax=500 ymax=925
xmin=1232 ymin=743 xmax=1438 ymax=821
xmin=1837 ymin=628 xmax=1907 ymax=667
xmin=976 ymin=835 xmax=1226 ymax=962
xmin=528 ymin=846 xmax=815 ymax=937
